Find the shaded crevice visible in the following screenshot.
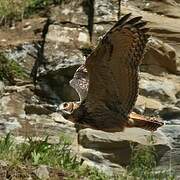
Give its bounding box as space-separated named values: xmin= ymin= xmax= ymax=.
xmin=94 ymin=21 xmax=116 ymax=25
xmin=55 ymin=21 xmax=87 ymax=28
xmin=82 ymin=0 xmax=95 ymax=42
xmin=30 ymin=18 xmax=52 ymax=84
xmin=118 ymin=0 xmax=122 ymax=20
xmin=57 ymin=20 xmax=117 ymax=27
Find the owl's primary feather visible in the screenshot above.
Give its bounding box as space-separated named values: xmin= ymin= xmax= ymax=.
xmin=65 ymin=13 xmax=163 ymax=132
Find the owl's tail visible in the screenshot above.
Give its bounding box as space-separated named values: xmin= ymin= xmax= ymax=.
xmin=127 ymin=112 xmax=164 ymax=131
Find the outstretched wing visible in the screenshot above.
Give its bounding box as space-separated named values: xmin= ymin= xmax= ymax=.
xmin=82 ymin=14 xmax=149 ymax=126
xmin=70 ymin=64 xmax=89 ymax=102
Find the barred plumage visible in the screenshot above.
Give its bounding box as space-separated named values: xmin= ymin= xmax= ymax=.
xmin=59 ymin=14 xmax=164 ymax=132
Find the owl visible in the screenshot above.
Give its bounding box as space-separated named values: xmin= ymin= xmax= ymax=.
xmin=59 ymin=13 xmax=164 ymax=132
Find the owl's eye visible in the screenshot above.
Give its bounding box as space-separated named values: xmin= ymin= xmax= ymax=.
xmin=63 ymin=103 xmax=68 ymax=108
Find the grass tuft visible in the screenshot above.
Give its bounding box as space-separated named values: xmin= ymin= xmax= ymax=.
xmin=0 ymin=133 xmax=176 ymax=179
xmin=0 ymin=53 xmax=28 ymax=84
xmin=0 ymin=0 xmax=64 ymax=26
xmin=0 ymin=0 xmax=30 ymax=26
xmin=127 ymin=134 xmax=175 ymax=180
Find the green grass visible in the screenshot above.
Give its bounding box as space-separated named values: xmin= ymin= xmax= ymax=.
xmin=0 ymin=0 xmax=29 ymax=25
xmin=126 ymin=135 xmax=175 ymax=180
xmin=0 ymin=53 xmax=28 ymax=84
xmin=0 ymin=133 xmax=176 ymax=180
xmin=0 ymin=134 xmax=80 ymax=169
xmin=0 ymin=0 xmax=64 ymax=26
xmin=0 ymin=133 xmax=108 ymax=179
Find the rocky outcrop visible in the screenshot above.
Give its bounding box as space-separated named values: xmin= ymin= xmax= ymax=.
xmin=129 ymin=0 xmax=180 ymax=18
xmin=0 ymin=0 xmax=180 ymax=177
xmin=139 ymin=72 xmax=179 ymax=104
xmin=142 ymin=38 xmax=178 ymax=74
xmin=78 ymin=127 xmax=171 ymax=173
xmin=122 ymin=1 xmax=180 ymax=69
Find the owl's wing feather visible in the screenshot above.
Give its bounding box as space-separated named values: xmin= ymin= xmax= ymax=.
xmin=128 ymin=112 xmax=164 ymax=131
xmin=78 ymin=14 xmax=150 ymax=130
xmin=69 ymin=65 xmax=89 ymax=102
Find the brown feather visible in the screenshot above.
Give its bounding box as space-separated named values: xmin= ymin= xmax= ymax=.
xmin=68 ymin=14 xmax=163 ymax=132
xmin=127 ymin=112 xmax=164 ymax=131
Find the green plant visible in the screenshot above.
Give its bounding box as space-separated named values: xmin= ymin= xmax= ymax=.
xmin=0 ymin=53 xmax=28 ymax=84
xmin=0 ymin=0 xmax=64 ymax=26
xmin=127 ymin=134 xmax=175 ymax=180
xmin=68 ymin=166 xmax=109 ymax=180
xmin=0 ymin=133 xmax=14 ymax=153
xmin=85 ymin=167 xmax=108 ymax=180
xmin=0 ymin=134 xmax=109 ymax=179
xmin=16 ymin=136 xmax=81 ymax=170
xmin=0 ymin=0 xmax=30 ymax=26
xmin=0 ymin=133 xmax=176 ymax=179
xmin=25 ymin=0 xmax=52 ymax=15
xmin=24 ymin=0 xmax=68 ymax=17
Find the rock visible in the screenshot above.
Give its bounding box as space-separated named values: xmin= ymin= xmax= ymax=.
xmin=0 ymin=84 xmax=35 ymax=117
xmin=159 ymin=107 xmax=180 ymax=120
xmin=35 ymin=79 xmax=62 ymax=104
xmin=0 ymin=160 xmax=8 ymax=167
xmin=0 ymin=93 xmax=25 ymax=118
xmin=46 ymin=24 xmax=90 ymax=48
xmin=94 ymin=0 xmax=118 ymax=23
xmin=24 ymin=104 xmax=56 ymax=115
xmin=34 ymin=165 xmax=49 ymax=180
xmin=141 ymin=38 xmax=177 ymax=75
xmin=121 ymin=3 xmax=180 ymax=68
xmin=170 ymin=119 xmax=180 ymax=125
xmin=52 ymin=113 xmax=75 ymax=127
xmin=82 ymin=155 xmax=125 ymax=175
xmin=50 ymin=1 xmax=88 ymax=25
xmin=51 ymin=0 xmax=118 ymax=25
xmin=134 ymin=95 xmax=163 ymax=115
xmin=176 ymin=91 xmax=180 ymax=99
xmin=4 ymin=84 xmax=34 ymax=94
xmin=0 ymin=81 xmax=5 ymax=94
xmin=0 ymin=116 xmax=21 ymax=135
xmin=38 ymin=23 xmax=89 ymax=102
xmin=78 ymin=128 xmax=171 ymax=172
xmin=44 ymin=24 xmax=88 ymax=66
xmin=159 ymin=125 xmax=180 ymax=176
xmin=139 ymin=72 xmax=178 ymax=103
xmin=129 ymin=0 xmax=180 ymax=18
xmin=38 ymin=70 xmax=78 ymax=103
xmin=4 ymin=43 xmax=37 ymax=75
xmin=175 ymin=100 xmax=180 ymax=108
xmin=10 ymin=113 xmax=76 ymax=141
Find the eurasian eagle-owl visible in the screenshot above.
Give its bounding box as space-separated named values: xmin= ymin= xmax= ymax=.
xmin=59 ymin=13 xmax=164 ymax=132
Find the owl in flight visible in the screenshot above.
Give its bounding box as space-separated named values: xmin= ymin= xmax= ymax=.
xmin=59 ymin=13 xmax=164 ymax=132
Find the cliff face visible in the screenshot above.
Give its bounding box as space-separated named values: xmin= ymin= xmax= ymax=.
xmin=0 ymin=0 xmax=180 ymax=176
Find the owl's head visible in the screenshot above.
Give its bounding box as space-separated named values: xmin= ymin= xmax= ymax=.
xmin=58 ymin=102 xmax=80 ymax=119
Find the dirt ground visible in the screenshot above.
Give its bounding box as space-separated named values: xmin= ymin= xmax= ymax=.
xmin=0 ymin=17 xmax=46 ymax=51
